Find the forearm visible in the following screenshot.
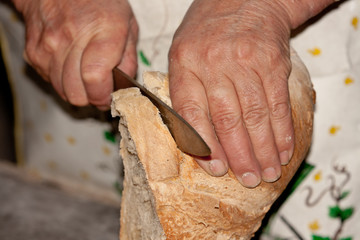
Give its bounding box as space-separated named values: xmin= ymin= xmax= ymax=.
xmin=278 ymin=0 xmax=337 ymax=29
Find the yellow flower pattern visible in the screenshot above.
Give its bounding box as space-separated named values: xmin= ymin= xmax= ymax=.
xmin=352 ymin=16 xmax=358 ymax=29
xmin=67 ymin=136 xmax=76 ymax=145
xmin=102 ymin=146 xmax=112 ymax=156
xmin=270 ymin=10 xmax=360 ymax=237
xmin=345 ymin=77 xmax=354 ymax=85
xmin=44 ymin=133 xmax=54 ymax=143
xmin=309 ymin=220 xmax=320 ymax=231
xmin=329 ymin=126 xmax=341 ymax=135
xmin=308 ymin=47 xmax=321 ymax=56
xmin=314 ymin=171 xmax=322 ymax=182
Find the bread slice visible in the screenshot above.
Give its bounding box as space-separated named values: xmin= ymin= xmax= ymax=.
xmin=111 ymin=49 xmax=315 ymax=240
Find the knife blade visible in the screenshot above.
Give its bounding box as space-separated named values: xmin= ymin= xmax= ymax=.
xmin=113 ymin=67 xmax=211 ymax=157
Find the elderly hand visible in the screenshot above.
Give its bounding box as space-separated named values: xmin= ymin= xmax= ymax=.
xmin=14 ymin=0 xmax=138 ymax=109
xmin=169 ymin=0 xmax=295 ymax=187
xmin=169 ymin=0 xmax=334 ymax=187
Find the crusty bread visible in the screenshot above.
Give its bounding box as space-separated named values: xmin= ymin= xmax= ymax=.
xmin=111 ymin=49 xmax=315 ymax=240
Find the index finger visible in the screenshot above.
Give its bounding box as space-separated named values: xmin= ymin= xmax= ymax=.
xmin=169 ymin=68 xmax=229 ymax=177
xmin=80 ymin=32 xmax=128 ymax=108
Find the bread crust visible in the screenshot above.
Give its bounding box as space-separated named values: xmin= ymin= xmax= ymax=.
xmin=111 ymin=49 xmax=315 ymax=240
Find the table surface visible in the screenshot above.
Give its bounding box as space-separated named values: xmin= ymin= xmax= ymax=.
xmin=0 ymin=162 xmax=120 ymax=240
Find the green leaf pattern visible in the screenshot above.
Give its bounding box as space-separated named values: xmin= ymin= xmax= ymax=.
xmin=139 ymin=50 xmax=151 ymax=66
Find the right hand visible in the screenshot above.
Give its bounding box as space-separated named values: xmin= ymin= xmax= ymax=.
xmin=168 ymin=0 xmax=293 ymax=187
xmin=169 ymin=0 xmax=333 ymax=188
xmin=15 ymin=0 xmax=138 ymax=109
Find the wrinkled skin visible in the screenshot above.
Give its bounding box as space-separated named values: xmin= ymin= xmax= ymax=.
xmin=16 ymin=0 xmax=138 ymax=109
xmin=12 ymin=0 xmax=333 ymax=187
xmin=169 ymin=0 xmax=293 ymax=187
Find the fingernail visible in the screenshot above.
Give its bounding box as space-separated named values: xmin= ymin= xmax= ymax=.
xmin=262 ymin=167 xmax=281 ymax=183
xmin=237 ymin=172 xmax=260 ymax=188
xmin=208 ymin=159 xmax=228 ymax=177
xmin=280 ymin=151 xmax=289 ymax=165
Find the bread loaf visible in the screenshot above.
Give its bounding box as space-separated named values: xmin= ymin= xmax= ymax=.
xmin=111 ymin=49 xmax=315 ymax=240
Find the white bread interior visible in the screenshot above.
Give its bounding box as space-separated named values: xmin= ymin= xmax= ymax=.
xmin=111 ymin=49 xmax=315 ymax=240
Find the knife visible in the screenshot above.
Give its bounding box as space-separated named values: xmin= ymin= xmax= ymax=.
xmin=112 ymin=67 xmax=211 ymax=157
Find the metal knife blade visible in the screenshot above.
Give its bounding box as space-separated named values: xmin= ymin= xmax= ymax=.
xmin=113 ymin=67 xmax=211 ymax=157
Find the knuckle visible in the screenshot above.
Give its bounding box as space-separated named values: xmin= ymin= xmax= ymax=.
xmin=204 ymin=43 xmax=224 ymax=63
xmin=242 ymin=103 xmax=268 ymax=130
xmin=235 ymin=40 xmax=255 ymax=61
xmin=169 ymin=40 xmax=193 ymax=63
xmin=207 ymin=90 xmax=242 ymax=134
xmin=270 ymin=101 xmax=291 ymax=121
xmin=176 ymin=101 xmax=207 ymax=127
xmin=41 ymin=30 xmax=60 ymax=54
xmin=25 ymin=44 xmax=38 ymax=66
xmin=211 ymin=110 xmax=241 ymax=135
xmin=82 ymin=65 xmax=107 ymax=85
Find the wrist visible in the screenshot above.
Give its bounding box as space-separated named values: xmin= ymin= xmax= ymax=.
xmin=276 ymin=0 xmax=336 ymax=29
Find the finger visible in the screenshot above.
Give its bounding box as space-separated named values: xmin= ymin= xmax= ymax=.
xmin=263 ymin=59 xmax=294 ymax=166
xmin=81 ymin=32 xmax=127 ymax=108
xmin=24 ymin=21 xmax=52 ymax=82
xmin=231 ymin=66 xmax=282 ymax=183
xmin=169 ymin=70 xmax=229 ymax=177
xmin=29 ymin=20 xmax=67 ymax=99
xmin=117 ymin=20 xmax=138 ymax=78
xmin=41 ymin=29 xmax=74 ymax=102
xmin=47 ymin=52 xmax=67 ymax=101
xmin=204 ymin=71 xmax=262 ymax=187
xmin=62 ymin=43 xmax=89 ymax=106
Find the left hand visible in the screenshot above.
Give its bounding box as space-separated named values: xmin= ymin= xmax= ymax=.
xmin=15 ymin=0 xmax=139 ymax=109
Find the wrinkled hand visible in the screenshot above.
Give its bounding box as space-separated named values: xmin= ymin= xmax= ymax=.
xmin=17 ymin=0 xmax=138 ymax=109
xmin=169 ymin=0 xmax=294 ymax=187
